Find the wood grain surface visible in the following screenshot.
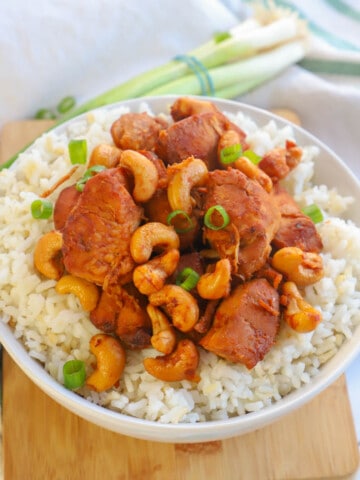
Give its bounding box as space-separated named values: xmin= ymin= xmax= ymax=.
xmin=1 ymin=120 xmax=359 ymax=480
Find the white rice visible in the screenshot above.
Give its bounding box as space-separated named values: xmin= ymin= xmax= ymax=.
xmin=1 ymin=102 xmax=359 ymax=424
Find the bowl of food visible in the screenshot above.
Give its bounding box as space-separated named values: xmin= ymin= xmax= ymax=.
xmin=0 ymin=95 xmax=359 ymax=443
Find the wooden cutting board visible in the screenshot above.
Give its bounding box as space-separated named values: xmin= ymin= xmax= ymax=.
xmin=1 ymin=120 xmax=359 ymax=480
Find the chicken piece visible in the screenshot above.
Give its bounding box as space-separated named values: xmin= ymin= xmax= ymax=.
xmin=111 ymin=112 xmax=167 ymax=151
xmin=171 ymin=251 xmax=204 ymax=282
xmin=53 ymin=167 xmax=131 ymax=231
xmin=199 ymin=278 xmax=280 ymax=369
xmin=193 ymin=299 xmax=219 ymax=334
xmin=90 ymin=287 xmax=117 ymax=334
xmin=259 ymin=140 xmax=302 ymax=183
xmin=144 ymin=188 xmax=201 ymax=251
xmin=53 ymin=185 xmax=81 ymax=231
xmin=203 ymin=169 xmax=281 ymax=279
xmin=155 ymin=110 xmax=247 ymax=171
xmin=170 ymin=96 xmax=220 ymax=121
xmin=138 ymin=150 xmax=168 ymax=189
xmin=254 ymin=263 xmax=283 ymax=290
xmin=272 ymin=184 xmax=323 ymax=253
xmin=62 ymin=167 xmax=143 ymax=287
xmin=115 ymin=284 xmax=152 ymax=349
xmin=90 ymin=283 xmax=151 ymax=349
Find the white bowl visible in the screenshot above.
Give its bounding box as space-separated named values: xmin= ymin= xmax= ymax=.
xmin=1 ymin=95 xmax=360 ymax=443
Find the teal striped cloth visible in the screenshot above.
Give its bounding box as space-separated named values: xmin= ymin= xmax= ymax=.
xmin=233 ymin=0 xmax=360 ymax=180
xmin=243 ymin=0 xmax=360 ymax=79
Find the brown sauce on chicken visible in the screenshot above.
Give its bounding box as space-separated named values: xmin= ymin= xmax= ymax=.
xmin=61 ymin=167 xmax=143 ymax=287
xmin=203 ymin=168 xmax=280 ymax=278
xmin=199 ymin=278 xmax=280 ymax=369
xmin=36 ymin=97 xmax=324 ymax=385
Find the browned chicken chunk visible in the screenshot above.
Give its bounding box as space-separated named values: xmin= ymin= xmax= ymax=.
xmin=155 ymin=112 xmax=247 ymax=170
xmin=144 ymin=188 xmax=201 ymax=251
xmin=203 ymin=169 xmax=281 ymax=278
xmin=90 ymin=283 xmax=151 ymax=349
xmin=170 ymin=96 xmax=221 ymax=121
xmin=111 ymin=112 xmax=167 ymax=151
xmin=53 ymin=185 xmax=81 ymax=231
xmin=115 ymin=285 xmax=152 ymax=349
xmin=272 ymin=184 xmax=323 ymax=253
xmin=62 ymin=167 xmax=143 ymax=287
xmin=259 ymin=140 xmax=302 ymax=183
xmin=199 ymin=278 xmax=280 ymax=369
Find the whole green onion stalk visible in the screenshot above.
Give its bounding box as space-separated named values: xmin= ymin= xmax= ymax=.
xmin=61 ymin=11 xmax=308 ymax=120
xmin=0 ymin=5 xmax=308 ymax=170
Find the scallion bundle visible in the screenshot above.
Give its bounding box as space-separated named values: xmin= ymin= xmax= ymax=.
xmin=0 ymin=5 xmax=309 ymax=171
xmin=61 ymin=7 xmax=308 ymax=120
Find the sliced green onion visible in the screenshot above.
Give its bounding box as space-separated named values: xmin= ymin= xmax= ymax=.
xmin=76 ymin=164 xmax=106 ymax=191
xmin=83 ymin=164 xmax=106 ymax=178
xmin=243 ymin=149 xmax=262 ymax=165
xmin=34 ymin=108 xmax=56 ymax=120
xmin=68 ymin=139 xmax=87 ymax=165
xmin=63 ymin=360 xmax=86 ymax=390
xmin=166 ymin=209 xmax=194 ymax=234
xmin=57 ymin=96 xmax=76 ymax=114
xmin=204 ymin=205 xmax=230 ymax=230
xmin=75 ymin=179 xmax=87 ymax=192
xmin=302 ymin=204 xmax=324 ymax=224
xmin=176 ymin=267 xmax=200 ymax=291
xmin=213 ymin=31 xmax=231 ymax=43
xmin=220 ymin=144 xmax=242 ymax=164
xmin=30 ymin=199 xmax=53 ymax=219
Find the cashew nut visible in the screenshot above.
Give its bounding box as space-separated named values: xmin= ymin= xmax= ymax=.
xmin=119 ymin=149 xmax=159 ymax=202
xmin=147 ymin=304 xmax=176 ymax=355
xmin=133 ymin=248 xmax=180 ymax=295
xmin=149 ymin=284 xmax=199 ymax=332
xmin=86 ymin=333 xmax=126 ymax=392
xmin=88 ymin=144 xmax=122 ymax=168
xmin=272 ymin=247 xmax=324 ymax=287
xmin=281 ymin=281 xmax=322 ymax=333
xmin=197 ymin=259 xmax=231 ymax=300
xmin=130 ymin=222 xmax=180 ymax=264
xmin=167 ymin=156 xmax=208 ymax=214
xmin=218 ymin=128 xmax=272 ymax=192
xmin=143 ymin=339 xmax=200 ymax=382
xmin=55 ymin=274 xmax=100 ymax=311
xmin=233 ymin=157 xmax=273 ymax=193
xmin=34 ymin=230 xmax=64 ymax=280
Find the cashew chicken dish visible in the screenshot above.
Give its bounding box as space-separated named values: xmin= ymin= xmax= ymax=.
xmin=2 ymin=96 xmax=359 ymax=423
xmin=34 ymin=97 xmax=324 ymax=387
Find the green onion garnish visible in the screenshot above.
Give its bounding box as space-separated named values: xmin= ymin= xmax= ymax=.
xmin=176 ymin=267 xmax=200 ymax=291
xmin=68 ymin=139 xmax=87 ymax=165
xmin=76 ymin=165 xmax=106 ymax=192
xmin=34 ymin=108 xmax=56 ymax=120
xmin=75 ymin=179 xmax=87 ymax=192
xmin=302 ymin=204 xmax=324 ymax=224
xmin=30 ymin=199 xmax=53 ymax=219
xmin=57 ymin=96 xmax=76 ymax=114
xmin=166 ymin=209 xmax=194 ymax=234
xmin=220 ymin=144 xmax=242 ymax=164
xmin=204 ymin=205 xmax=230 ymax=230
xmin=213 ymin=31 xmax=231 ymax=43
xmin=63 ymin=360 xmax=86 ymax=390
xmin=243 ymin=149 xmax=262 ymax=165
